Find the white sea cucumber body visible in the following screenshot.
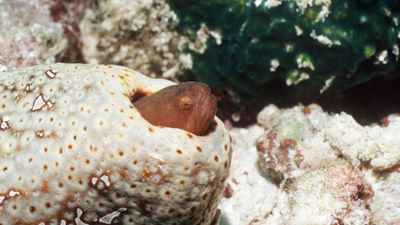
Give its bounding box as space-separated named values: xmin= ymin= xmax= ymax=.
xmin=0 ymin=64 xmax=231 ymax=225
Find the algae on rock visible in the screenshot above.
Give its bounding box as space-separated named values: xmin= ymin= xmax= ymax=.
xmin=168 ymin=0 xmax=400 ymax=96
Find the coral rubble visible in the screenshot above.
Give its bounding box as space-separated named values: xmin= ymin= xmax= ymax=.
xmin=365 ymin=167 xmax=400 ymax=225
xmin=79 ymin=0 xmax=209 ymax=80
xmin=0 ymin=0 xmax=67 ymax=67
xmin=256 ymin=104 xmax=338 ymax=181
xmin=221 ymin=104 xmax=400 ymax=224
xmin=266 ymin=161 xmax=372 ymax=225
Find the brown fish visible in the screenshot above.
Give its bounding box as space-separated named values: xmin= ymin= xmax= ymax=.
xmin=133 ymin=82 xmax=217 ymax=136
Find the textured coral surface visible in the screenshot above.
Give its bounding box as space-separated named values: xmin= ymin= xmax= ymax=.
xmin=256 ymin=104 xmax=338 ymax=181
xmin=365 ymin=168 xmax=400 ymax=225
xmin=0 ymin=0 xmax=67 ymax=67
xmin=220 ymin=104 xmax=400 ymax=225
xmin=0 ymin=64 xmax=231 ymax=225
xmin=265 ymin=161 xmax=372 ymax=225
xmin=79 ymin=0 xmax=207 ymax=80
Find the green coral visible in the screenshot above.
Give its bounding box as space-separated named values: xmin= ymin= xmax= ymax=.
xmin=168 ymin=0 xmax=400 ymax=96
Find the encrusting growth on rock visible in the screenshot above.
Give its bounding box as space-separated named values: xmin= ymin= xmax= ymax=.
xmin=133 ymin=82 xmax=217 ymax=136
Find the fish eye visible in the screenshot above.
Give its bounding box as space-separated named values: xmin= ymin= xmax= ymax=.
xmin=179 ymin=96 xmax=193 ymax=110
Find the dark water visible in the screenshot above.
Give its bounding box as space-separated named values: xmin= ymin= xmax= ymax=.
xmin=218 ymin=76 xmax=400 ymax=127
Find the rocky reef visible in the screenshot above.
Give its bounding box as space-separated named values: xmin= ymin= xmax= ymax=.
xmin=266 ymin=160 xmax=372 ymax=225
xmin=0 ymin=0 xmax=67 ymax=67
xmin=79 ymin=0 xmax=210 ymax=80
xmin=221 ymin=104 xmax=400 ymax=225
xmin=1 ymin=1 xmax=400 ymax=224
xmin=2 ymin=0 xmax=399 ymax=97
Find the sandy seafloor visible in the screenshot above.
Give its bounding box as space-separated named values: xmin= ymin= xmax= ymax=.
xmin=219 ymin=125 xmax=279 ymax=225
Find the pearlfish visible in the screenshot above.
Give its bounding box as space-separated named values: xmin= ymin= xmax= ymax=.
xmin=133 ymin=82 xmax=217 ymax=136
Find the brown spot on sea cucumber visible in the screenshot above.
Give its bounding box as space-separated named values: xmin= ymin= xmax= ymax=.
xmin=45 ymin=202 xmax=51 ymax=209
xmin=224 ymin=161 xmax=228 ymax=169
xmin=35 ymin=130 xmax=44 ymax=138
xmin=29 ymin=206 xmax=36 ymax=213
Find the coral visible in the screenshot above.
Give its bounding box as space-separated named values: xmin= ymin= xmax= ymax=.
xmin=50 ymin=0 xmax=88 ymax=62
xmin=251 ymin=104 xmax=400 ymax=224
xmin=79 ymin=0 xmax=210 ymax=80
xmin=364 ymin=167 xmax=400 ymax=225
xmin=219 ymin=125 xmax=278 ymax=225
xmin=0 ymin=64 xmax=231 ymax=224
xmin=217 ymin=103 xmax=400 ymax=224
xmin=265 ymin=161 xmax=372 ymax=225
xmin=256 ymin=104 xmax=338 ymax=181
xmin=257 ymin=104 xmax=400 ymax=174
xmin=323 ymin=112 xmax=400 ymax=170
xmin=0 ymin=0 xmax=67 ymax=67
xmin=168 ymin=0 xmax=400 ymax=97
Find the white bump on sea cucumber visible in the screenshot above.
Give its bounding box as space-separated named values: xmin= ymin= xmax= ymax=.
xmin=31 ymin=95 xmax=47 ymax=111
xmin=46 ymin=101 xmax=54 ymax=109
xmin=8 ymin=190 xmax=19 ymax=197
xmin=100 ymin=175 xmax=111 ymax=187
xmin=25 ymin=84 xmax=32 ymax=92
xmin=91 ymin=177 xmax=98 ymax=185
xmin=45 ymin=70 xmax=56 ymax=79
xmin=0 ymin=120 xmax=9 ymax=130
xmin=75 ymin=208 xmax=89 ymax=225
xmin=99 ymin=207 xmax=127 ymax=224
xmin=35 ymin=130 xmax=44 ymax=138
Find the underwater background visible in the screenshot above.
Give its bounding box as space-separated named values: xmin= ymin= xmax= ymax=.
xmin=1 ymin=1 xmax=400 ymax=225
xmin=1 ymin=0 xmax=399 ymax=125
